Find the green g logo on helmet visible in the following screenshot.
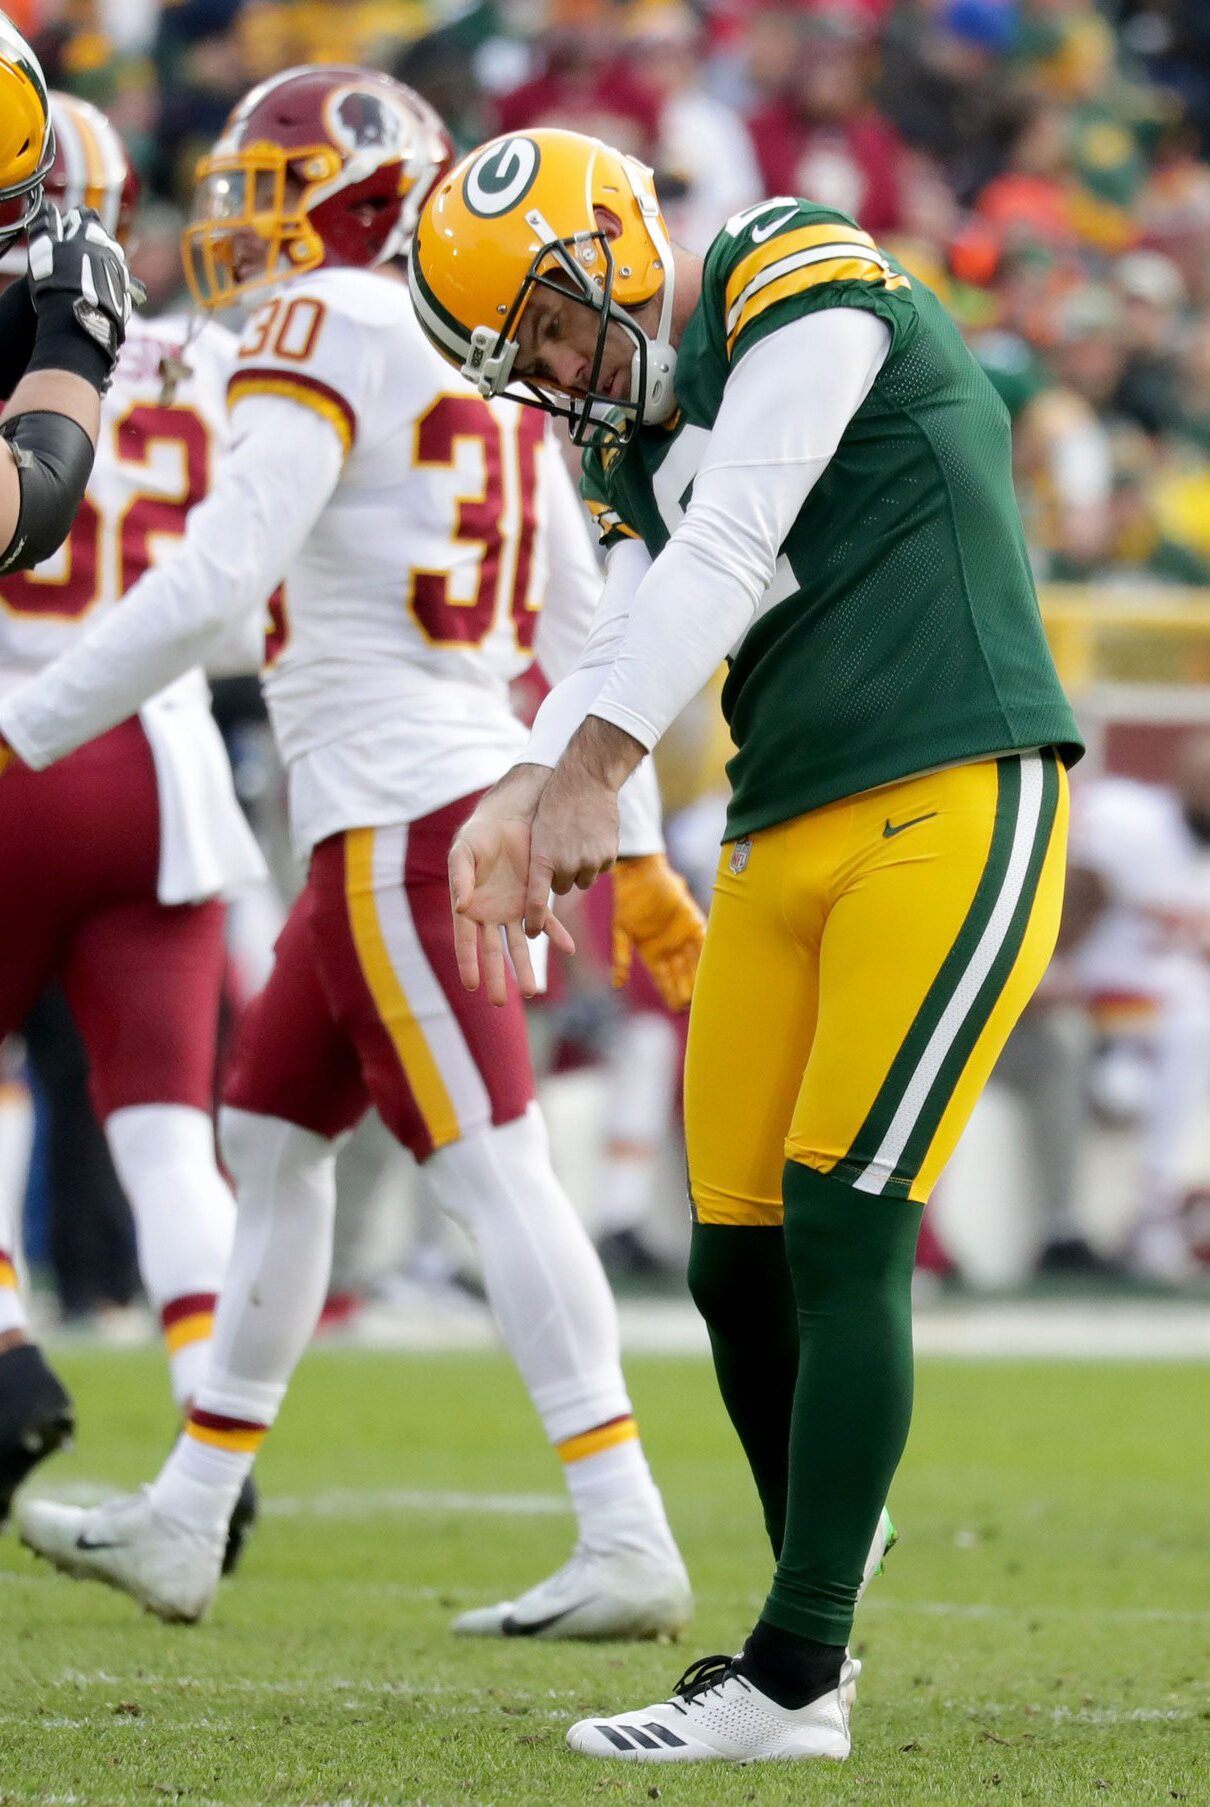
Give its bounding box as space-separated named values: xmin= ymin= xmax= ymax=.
xmin=462 ymin=137 xmax=540 ymax=219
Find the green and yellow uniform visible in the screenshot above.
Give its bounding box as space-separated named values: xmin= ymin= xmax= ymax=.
xmin=583 ymin=199 xmax=1081 ymax=840
xmin=580 ymin=200 xmax=1080 ymax=1222
xmin=408 ymin=134 xmax=1090 ymax=1695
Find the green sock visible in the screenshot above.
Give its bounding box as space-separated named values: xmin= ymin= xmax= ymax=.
xmin=687 ymin=1221 xmax=799 ymax=1557
xmin=762 ymin=1160 xmax=922 ymax=1647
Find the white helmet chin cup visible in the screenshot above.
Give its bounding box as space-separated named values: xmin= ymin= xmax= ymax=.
xmin=462 ymin=321 xmax=518 ymax=398
xmin=630 ymin=336 xmax=678 ymax=425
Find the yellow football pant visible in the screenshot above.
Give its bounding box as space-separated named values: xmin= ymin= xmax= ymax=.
xmin=685 ymin=751 xmax=1068 ymax=1219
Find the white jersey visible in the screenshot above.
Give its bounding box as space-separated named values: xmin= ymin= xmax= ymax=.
xmin=228 ymin=266 xmax=615 ymax=853
xmin=0 ymin=313 xmax=264 ymax=903
xmin=0 ymin=269 xmax=661 ymax=863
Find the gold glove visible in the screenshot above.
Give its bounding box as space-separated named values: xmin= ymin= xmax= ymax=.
xmin=611 ymin=853 xmax=706 ymax=1012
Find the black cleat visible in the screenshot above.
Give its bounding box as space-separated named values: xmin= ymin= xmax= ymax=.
xmin=222 ymin=1470 xmax=258 ymax=1576
xmin=0 ymin=1343 xmax=75 ymax=1526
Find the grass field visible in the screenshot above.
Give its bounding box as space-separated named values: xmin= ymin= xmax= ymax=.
xmin=1 ymin=1346 xmax=1207 ymax=1807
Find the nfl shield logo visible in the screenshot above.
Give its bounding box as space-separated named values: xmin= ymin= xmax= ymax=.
xmin=729 ymin=838 xmax=752 ymax=875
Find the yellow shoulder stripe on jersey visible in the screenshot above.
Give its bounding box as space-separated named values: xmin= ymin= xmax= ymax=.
xmin=725 ymin=223 xmax=880 ymax=319
xmin=727 ymin=257 xmax=909 ymax=354
xmin=227 ymin=369 xmax=357 ymax=458
xmin=585 ymin=495 xmax=640 ymax=542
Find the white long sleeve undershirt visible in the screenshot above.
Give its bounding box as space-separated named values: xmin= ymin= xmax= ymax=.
xmin=0 ymin=398 xmax=343 ymax=769
xmin=529 ymin=440 xmax=664 ymax=856
xmin=525 ymin=306 xmax=892 ymax=771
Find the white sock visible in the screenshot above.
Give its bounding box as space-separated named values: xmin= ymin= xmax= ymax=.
xmin=423 ymin=1104 xmax=674 ymax=1549
xmin=148 ymin=1108 xmax=338 ymax=1536
xmin=0 ymin=1059 xmax=32 ymax=1337
xmin=557 ymin=1418 xmax=677 ymax=1555
xmin=149 ymin=1374 xmax=284 ymax=1537
xmin=105 ymin=1105 xmax=236 ymax=1409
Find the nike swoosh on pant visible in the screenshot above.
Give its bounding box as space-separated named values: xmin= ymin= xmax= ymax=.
xmin=882 ymin=812 xmax=938 ymax=839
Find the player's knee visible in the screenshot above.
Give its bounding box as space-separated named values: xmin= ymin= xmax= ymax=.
xmin=423 ymin=1103 xmax=549 ymax=1233
xmin=782 ymin=1159 xmax=921 ymax=1297
xmin=218 ymin=1105 xmax=335 ymax=1196
xmin=688 ymin=1219 xmax=762 ymax=1333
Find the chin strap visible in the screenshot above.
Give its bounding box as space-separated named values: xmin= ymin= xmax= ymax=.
xmin=625 ymin=166 xmax=677 ymax=424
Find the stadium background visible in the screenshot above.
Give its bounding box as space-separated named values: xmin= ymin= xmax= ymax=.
xmin=5 ymin=0 xmax=1210 ymax=1343
xmin=2 ymin=8 xmax=1209 ymax=1805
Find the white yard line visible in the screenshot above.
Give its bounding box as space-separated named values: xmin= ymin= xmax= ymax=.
xmin=47 ymin=1668 xmax=581 ymax=1704
xmin=19 ymin=1480 xmax=570 ymax=1517
xmin=36 ymin=1297 xmax=1210 ymax=1358
xmin=262 ymin=1486 xmax=568 ymax=1519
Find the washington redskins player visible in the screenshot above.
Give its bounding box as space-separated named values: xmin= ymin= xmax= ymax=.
xmin=0 ymin=95 xmax=264 ymax=1558
xmin=10 ymin=69 xmax=701 ymax=1637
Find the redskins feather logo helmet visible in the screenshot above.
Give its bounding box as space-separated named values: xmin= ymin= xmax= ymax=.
xmin=183 ymin=65 xmax=453 ymax=310
xmin=409 ymin=128 xmax=678 ymax=445
xmin=0 ymin=12 xmax=54 ymax=250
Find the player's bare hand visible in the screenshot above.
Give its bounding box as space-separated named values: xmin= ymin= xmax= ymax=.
xmin=524 ymin=762 xmax=620 ymax=937
xmin=448 ymin=765 xmax=574 ymax=1006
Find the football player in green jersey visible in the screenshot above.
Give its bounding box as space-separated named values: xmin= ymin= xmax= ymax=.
xmin=410 ymin=128 xmax=1083 ymax=1764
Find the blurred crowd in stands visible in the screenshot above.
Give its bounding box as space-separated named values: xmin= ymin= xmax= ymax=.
xmin=9 ymin=0 xmax=1210 ymax=586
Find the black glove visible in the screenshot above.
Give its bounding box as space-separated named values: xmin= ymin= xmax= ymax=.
xmin=25 ymin=203 xmax=141 ymax=394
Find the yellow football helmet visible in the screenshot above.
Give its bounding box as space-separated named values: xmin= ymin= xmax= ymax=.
xmin=409 ymin=128 xmax=678 ymax=444
xmin=0 ymin=12 xmax=53 ymax=249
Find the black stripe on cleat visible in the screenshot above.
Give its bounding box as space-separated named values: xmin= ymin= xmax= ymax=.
xmin=596 ymin=1724 xmax=635 ymax=1752
xmin=622 ymin=1725 xmax=659 ymax=1750
xmin=645 ymin=1722 xmax=686 ymax=1747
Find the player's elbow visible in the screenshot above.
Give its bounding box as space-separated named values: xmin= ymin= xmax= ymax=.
xmin=0 ymin=412 xmax=94 ymax=574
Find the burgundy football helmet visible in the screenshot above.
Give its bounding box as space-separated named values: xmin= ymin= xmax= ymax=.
xmin=183 ymin=65 xmax=454 ymax=309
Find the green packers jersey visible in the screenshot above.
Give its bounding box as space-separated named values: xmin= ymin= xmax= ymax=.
xmin=581 ymin=199 xmax=1083 ymax=840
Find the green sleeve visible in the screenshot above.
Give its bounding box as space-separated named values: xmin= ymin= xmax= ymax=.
xmin=579 ymin=443 xmax=641 ymax=551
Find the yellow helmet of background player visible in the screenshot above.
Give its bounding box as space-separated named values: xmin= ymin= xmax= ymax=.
xmin=409 ymin=128 xmax=678 ymax=445
xmin=0 ymin=12 xmax=53 ymax=249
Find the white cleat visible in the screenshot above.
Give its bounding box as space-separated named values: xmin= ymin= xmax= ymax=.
xmin=567 ymin=1651 xmax=859 ymax=1763
xmin=17 ymin=1490 xmax=225 ymax=1623
xmin=452 ymin=1541 xmax=693 ymax=1641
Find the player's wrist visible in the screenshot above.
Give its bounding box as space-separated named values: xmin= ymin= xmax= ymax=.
xmin=26 ymin=288 xmax=114 ymax=394
xmin=487 ymin=761 xmax=552 ymax=816
xmin=565 ymin=716 xmax=645 ymax=793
